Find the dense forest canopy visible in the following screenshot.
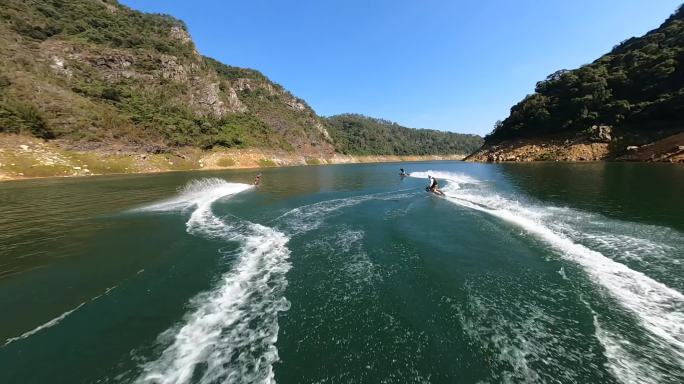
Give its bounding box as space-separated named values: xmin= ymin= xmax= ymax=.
xmin=325 ymin=114 xmax=483 ymax=155
xmin=486 ymin=5 xmax=684 ymax=144
xmin=0 ymin=0 xmax=192 ymax=56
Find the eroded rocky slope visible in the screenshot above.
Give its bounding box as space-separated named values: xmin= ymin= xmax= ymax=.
xmin=0 ymin=0 xmax=334 ymax=156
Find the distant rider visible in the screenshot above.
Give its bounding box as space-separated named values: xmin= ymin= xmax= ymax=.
xmin=253 ymin=173 xmax=262 ymax=186
xmin=399 ymin=168 xmax=409 ymax=176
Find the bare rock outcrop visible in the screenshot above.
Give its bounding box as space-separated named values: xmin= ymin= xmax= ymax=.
xmin=617 ymin=132 xmax=684 ymax=163
xmin=468 ymin=130 xmax=684 ymax=163
xmin=285 ymin=97 xmax=307 ymax=111
xmin=169 ymin=26 xmax=192 ymax=45
xmin=98 ymin=0 xmax=117 ymax=13
xmin=191 ymin=81 xmax=228 ymax=117
xmin=158 ymin=55 xmax=190 ymax=81
xmin=50 ymin=56 xmax=72 ymax=77
xmin=589 ymin=125 xmax=613 ymax=143
xmin=234 ymin=78 xmax=253 ymax=91
xmin=226 ymin=87 xmax=247 ymax=113
xmin=168 ymin=25 xmax=201 ymax=57
xmin=313 ymin=120 xmax=332 ymax=142
xmin=467 ymin=136 xmax=610 ymax=162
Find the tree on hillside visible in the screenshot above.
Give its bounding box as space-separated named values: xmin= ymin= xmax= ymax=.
xmin=486 ymin=5 xmax=684 ymax=144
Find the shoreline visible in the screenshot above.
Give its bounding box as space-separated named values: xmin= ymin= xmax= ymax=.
xmin=0 ymin=135 xmax=465 ymax=182
xmin=465 ymin=132 xmax=684 ymax=163
xmin=0 ymin=156 xmax=466 ymax=182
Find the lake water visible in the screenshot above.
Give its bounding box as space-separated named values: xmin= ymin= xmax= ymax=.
xmin=0 ymin=161 xmax=682 ymax=384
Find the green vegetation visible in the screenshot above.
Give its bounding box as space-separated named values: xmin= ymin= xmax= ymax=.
xmin=487 ymin=5 xmax=684 ymax=144
xmin=258 ymin=159 xmax=277 ymax=167
xmin=216 ymin=157 xmax=236 ymax=167
xmin=0 ymin=0 xmax=193 ymax=56
xmin=325 ymin=114 xmax=483 ymax=155
xmin=0 ymin=99 xmax=53 ymax=139
xmin=66 ymin=151 xmax=136 ymax=174
xmin=0 ymin=0 xmax=331 ymax=152
xmin=204 ymin=57 xmax=269 ymax=83
xmin=0 ymin=0 xmax=481 ymax=158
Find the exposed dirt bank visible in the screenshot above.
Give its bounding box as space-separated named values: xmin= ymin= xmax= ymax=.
xmin=0 ymin=134 xmax=465 ymax=181
xmin=465 ymin=131 xmax=683 ymax=163
xmin=616 ymin=132 xmax=684 ymax=162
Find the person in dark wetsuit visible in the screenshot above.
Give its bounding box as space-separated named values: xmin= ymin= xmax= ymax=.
xmin=427 ymin=175 xmax=444 ymax=195
xmin=399 ymin=168 xmax=409 ymax=176
xmin=253 ymin=173 xmax=262 ymax=186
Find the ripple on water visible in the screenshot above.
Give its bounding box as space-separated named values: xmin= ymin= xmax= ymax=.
xmin=456 ymin=273 xmax=614 ymax=384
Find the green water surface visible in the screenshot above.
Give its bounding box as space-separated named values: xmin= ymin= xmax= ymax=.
xmin=0 ymin=162 xmax=682 ymax=384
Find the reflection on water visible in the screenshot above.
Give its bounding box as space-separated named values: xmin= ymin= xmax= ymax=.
xmin=498 ymin=162 xmax=684 ymax=230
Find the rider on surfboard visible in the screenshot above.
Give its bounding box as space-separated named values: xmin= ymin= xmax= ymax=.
xmin=426 ymin=175 xmax=444 ymax=196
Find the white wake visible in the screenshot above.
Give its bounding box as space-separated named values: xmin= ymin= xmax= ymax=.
xmin=135 ymin=181 xmax=411 ymax=383
xmin=2 ymin=302 xmax=85 ymax=347
xmin=136 ymin=179 xmax=290 ymax=384
xmin=411 ymin=170 xmax=684 ymax=383
xmin=2 ymin=283 xmax=119 ymax=347
xmin=134 ymin=178 xmax=252 ymax=216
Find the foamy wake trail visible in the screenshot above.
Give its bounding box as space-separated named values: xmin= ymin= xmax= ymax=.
xmin=273 ymin=189 xmax=415 ymax=235
xmin=136 ymin=179 xmax=291 ymax=384
xmin=415 ymin=171 xmax=684 ymax=382
xmin=2 ymin=302 xmax=85 ymax=347
xmin=581 ymin=297 xmax=668 ymax=384
xmin=136 ymin=185 xmax=414 ymax=383
xmin=408 ymin=170 xmax=478 ymax=190
xmin=134 ymin=178 xmax=252 ymax=216
xmin=549 ymin=211 xmax=684 ymax=290
xmin=2 ymin=283 xmax=119 ymax=347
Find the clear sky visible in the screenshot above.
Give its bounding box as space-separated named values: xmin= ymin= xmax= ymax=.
xmin=120 ymin=0 xmax=681 ymax=135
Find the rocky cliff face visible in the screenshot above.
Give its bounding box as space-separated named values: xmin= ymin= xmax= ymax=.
xmin=0 ymin=0 xmax=334 ymax=156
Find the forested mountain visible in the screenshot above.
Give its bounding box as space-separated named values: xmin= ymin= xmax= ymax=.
xmin=0 ymin=0 xmax=335 ymax=154
xmin=485 ymin=5 xmax=684 ymax=145
xmin=325 ymin=114 xmax=483 ymax=156
xmin=0 ymin=0 xmax=479 ymax=160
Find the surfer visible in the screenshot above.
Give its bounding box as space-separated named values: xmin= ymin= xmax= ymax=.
xmin=426 ymin=175 xmax=444 ymax=196
xmin=253 ymin=173 xmax=262 ymax=186
xmin=399 ymin=168 xmax=409 ymax=176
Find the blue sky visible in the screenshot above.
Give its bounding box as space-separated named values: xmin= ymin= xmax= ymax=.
xmin=121 ymin=0 xmax=681 ymax=135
